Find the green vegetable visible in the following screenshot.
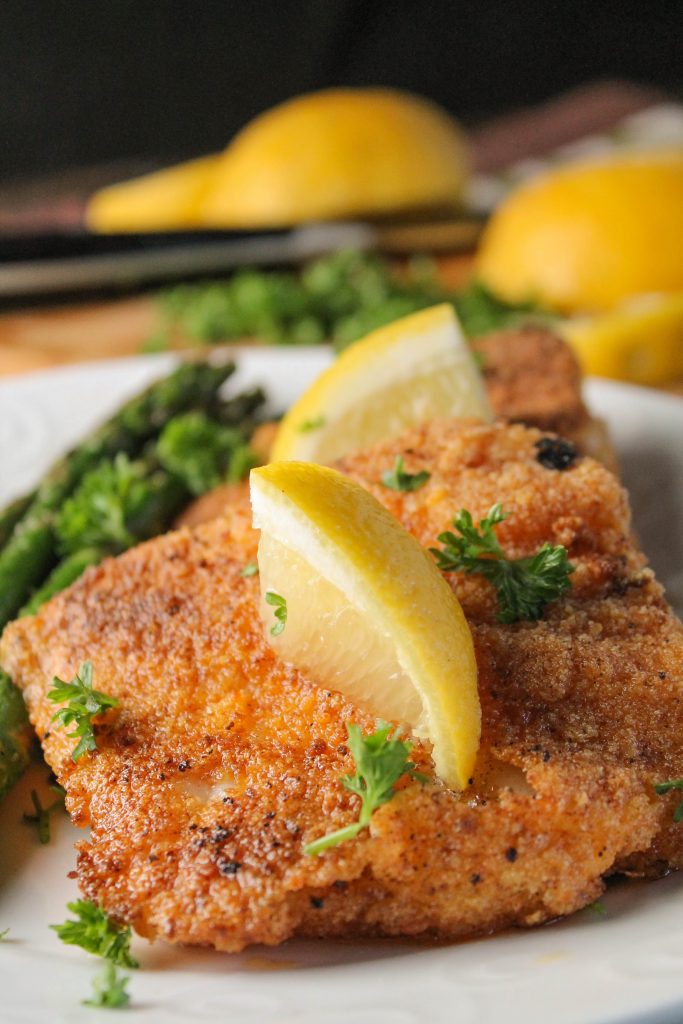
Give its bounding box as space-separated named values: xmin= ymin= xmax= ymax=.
xmin=431 ymin=503 xmax=574 ymax=623
xmin=0 ymin=671 xmax=31 ymax=800
xmin=241 ymin=562 xmax=259 ymax=578
xmin=381 ymin=456 xmax=430 ymax=493
xmin=0 ymin=361 xmax=236 ymax=628
xmin=157 ymin=412 xmax=256 ymax=495
xmin=22 ymin=786 xmax=65 ymax=845
xmin=154 ymin=250 xmax=545 ymax=355
xmin=654 ymin=778 xmax=683 ymax=822
xmin=304 ymin=722 xmax=422 ymax=856
xmin=298 ymin=416 xmax=326 ymax=433
xmin=48 ymin=662 xmax=119 ymax=762
xmin=51 ymin=899 xmax=138 ymax=968
xmin=83 ymin=962 xmax=131 ymax=1010
xmin=452 ymin=280 xmax=547 ymax=338
xmin=0 ymin=493 xmax=35 ymax=548
xmin=265 ymin=591 xmax=287 ymax=636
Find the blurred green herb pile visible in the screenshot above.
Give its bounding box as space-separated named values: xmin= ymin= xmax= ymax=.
xmin=153 ymin=249 xmax=542 ymax=351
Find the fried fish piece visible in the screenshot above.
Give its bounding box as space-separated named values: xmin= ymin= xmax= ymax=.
xmin=2 ymin=419 xmax=682 ymax=951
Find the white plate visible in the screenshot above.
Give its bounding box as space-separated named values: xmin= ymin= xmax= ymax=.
xmin=1 ymin=351 xmax=683 ymax=1024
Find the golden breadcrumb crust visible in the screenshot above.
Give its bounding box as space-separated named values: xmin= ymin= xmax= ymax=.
xmin=2 ymin=419 xmax=681 ymax=951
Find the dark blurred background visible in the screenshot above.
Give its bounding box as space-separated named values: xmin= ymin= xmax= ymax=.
xmin=1 ymin=0 xmax=681 ymax=181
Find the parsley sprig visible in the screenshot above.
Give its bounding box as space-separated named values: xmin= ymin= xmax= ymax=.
xmin=51 ymin=899 xmax=138 ymax=968
xmin=431 ymin=503 xmax=574 ymax=623
xmin=22 ymin=785 xmax=65 ymax=844
xmin=48 ymin=661 xmax=119 ymax=762
xmin=304 ymin=722 xmax=422 ymax=856
xmin=381 ymin=456 xmax=430 ymax=493
xmin=56 ymin=453 xmax=148 ymax=556
xmin=83 ymin=962 xmax=131 ymax=1010
xmin=654 ymin=778 xmax=683 ymax=822
xmin=265 ymin=591 xmax=287 ymax=636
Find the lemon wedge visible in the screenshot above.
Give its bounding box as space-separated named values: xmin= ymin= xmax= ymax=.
xmin=271 ymin=303 xmax=491 ymax=463
xmin=250 ymin=461 xmax=480 ymax=790
xmin=561 ymin=292 xmax=683 ymax=386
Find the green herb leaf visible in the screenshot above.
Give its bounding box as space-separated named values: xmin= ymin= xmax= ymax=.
xmin=265 ymin=591 xmax=287 ymax=636
xmin=654 ymin=778 xmax=683 ymax=822
xmin=241 ymin=561 xmax=259 ymax=578
xmin=0 ymin=928 xmax=9 ymax=940
xmin=22 ymin=786 xmax=65 ymax=845
xmin=56 ymin=454 xmax=151 ymax=557
xmin=298 ymin=416 xmax=326 ymax=434
xmin=157 ymin=411 xmax=252 ymax=495
xmin=47 ymin=662 xmax=119 ymax=762
xmin=585 ymin=900 xmax=606 ymax=917
xmin=431 ymin=503 xmax=574 ymax=622
xmin=380 ymin=456 xmax=430 ymax=493
xmin=51 ymin=899 xmax=138 ymax=968
xmin=82 ymin=962 xmax=131 ymax=1010
xmin=304 ymin=722 xmax=420 ymax=856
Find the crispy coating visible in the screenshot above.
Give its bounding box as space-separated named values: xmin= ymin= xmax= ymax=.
xmin=2 ymin=419 xmax=683 ymax=951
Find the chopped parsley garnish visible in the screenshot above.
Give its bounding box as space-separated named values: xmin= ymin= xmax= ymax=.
xmin=431 ymin=503 xmax=574 ymax=623
xmin=654 ymin=778 xmax=683 ymax=822
xmin=585 ymin=900 xmax=607 ymax=917
xmin=304 ymin=722 xmax=423 ymax=856
xmin=51 ymin=899 xmax=138 ymax=968
xmin=56 ymin=454 xmax=149 ymax=556
xmin=82 ymin=963 xmax=131 ymax=1010
xmin=265 ymin=591 xmax=287 ymax=636
xmin=381 ymin=456 xmax=430 ymax=493
xmin=47 ymin=661 xmax=119 ymax=762
xmin=0 ymin=929 xmax=9 ymax=941
xmin=298 ymin=416 xmax=326 ymax=433
xmin=22 ymin=785 xmax=65 ymax=845
xmin=157 ymin=411 xmax=255 ymax=495
xmin=241 ymin=561 xmax=259 ymax=578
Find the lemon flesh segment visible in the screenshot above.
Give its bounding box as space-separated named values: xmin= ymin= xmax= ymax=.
xmin=271 ymin=303 xmax=492 ymax=464
xmin=250 ymin=462 xmax=480 ymax=791
xmin=561 ymin=292 xmax=683 ymax=387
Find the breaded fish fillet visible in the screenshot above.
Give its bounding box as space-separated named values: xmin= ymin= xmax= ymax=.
xmin=2 ymin=420 xmax=682 ymax=951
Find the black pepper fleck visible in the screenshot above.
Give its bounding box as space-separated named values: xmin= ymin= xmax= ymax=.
xmin=310 ymin=897 xmax=325 ymax=909
xmin=534 ymin=437 xmax=577 ymax=471
xmin=178 ymin=760 xmax=191 ymax=772
xmin=470 ymin=873 xmax=481 ymax=885
xmin=659 ymin=671 xmax=667 ymax=680
xmin=218 ymin=859 xmax=242 ymax=876
xmin=505 ymin=847 xmax=518 ymax=862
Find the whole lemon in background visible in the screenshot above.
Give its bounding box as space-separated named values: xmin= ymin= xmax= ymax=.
xmin=88 ymin=88 xmax=469 ymax=232
xmin=476 ymin=151 xmax=683 ymax=314
xmin=201 ymin=88 xmax=470 ymax=227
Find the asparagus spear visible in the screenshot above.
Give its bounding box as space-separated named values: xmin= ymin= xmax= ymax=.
xmin=0 ymin=361 xmax=235 ymax=628
xmin=0 ymin=493 xmax=35 ymax=548
xmin=0 ymin=671 xmax=31 ymax=801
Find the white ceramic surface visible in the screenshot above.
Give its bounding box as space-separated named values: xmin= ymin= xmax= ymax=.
xmin=1 ymin=351 xmax=683 ymax=1024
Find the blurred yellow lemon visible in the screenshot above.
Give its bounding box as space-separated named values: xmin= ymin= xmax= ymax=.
xmin=87 ymin=155 xmax=220 ymax=233
xmin=561 ymin=292 xmax=683 ymax=386
xmin=477 ymin=152 xmax=683 ymax=314
xmin=271 ymin=303 xmax=491 ymax=464
xmin=251 ymin=461 xmax=480 ymax=789
xmin=202 ymin=88 xmax=469 ymax=227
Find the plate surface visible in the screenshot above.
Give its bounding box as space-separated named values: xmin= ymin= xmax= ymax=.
xmin=1 ymin=351 xmax=683 ymax=1024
